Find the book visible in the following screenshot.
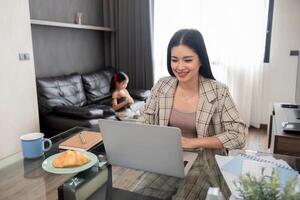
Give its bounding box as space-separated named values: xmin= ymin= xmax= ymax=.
xmin=59 ymin=131 xmax=103 ymax=151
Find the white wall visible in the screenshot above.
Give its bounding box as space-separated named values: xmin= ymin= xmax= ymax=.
xmin=0 ymin=0 xmax=40 ymax=159
xmin=261 ymin=0 xmax=300 ymax=124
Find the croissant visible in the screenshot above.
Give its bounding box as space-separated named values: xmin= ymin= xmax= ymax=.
xmin=52 ymin=150 xmax=90 ymax=168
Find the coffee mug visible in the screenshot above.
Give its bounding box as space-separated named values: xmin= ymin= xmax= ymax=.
xmin=20 ymin=133 xmax=52 ymax=159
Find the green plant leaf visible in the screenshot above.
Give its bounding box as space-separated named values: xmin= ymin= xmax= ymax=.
xmin=235 ymin=168 xmax=299 ymax=200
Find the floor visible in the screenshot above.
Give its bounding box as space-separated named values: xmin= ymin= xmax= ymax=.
xmin=244 ymin=126 xmax=268 ymax=152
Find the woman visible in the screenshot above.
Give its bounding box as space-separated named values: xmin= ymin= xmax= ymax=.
xmin=141 ymin=29 xmax=246 ymax=151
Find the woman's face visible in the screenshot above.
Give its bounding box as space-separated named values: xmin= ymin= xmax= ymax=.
xmin=171 ymin=45 xmax=201 ymax=83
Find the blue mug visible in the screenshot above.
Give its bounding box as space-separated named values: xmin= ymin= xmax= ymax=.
xmin=20 ymin=133 xmax=52 ymax=159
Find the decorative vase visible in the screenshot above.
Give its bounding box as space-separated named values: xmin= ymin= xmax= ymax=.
xmin=75 ymin=12 xmax=82 ymax=24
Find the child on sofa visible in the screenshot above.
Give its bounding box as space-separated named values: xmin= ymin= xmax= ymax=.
xmin=110 ymin=71 xmax=134 ymax=111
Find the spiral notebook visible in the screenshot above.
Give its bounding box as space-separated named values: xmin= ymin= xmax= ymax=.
xmin=221 ymin=154 xmax=298 ymax=187
xmin=59 ymin=131 xmax=103 ymax=151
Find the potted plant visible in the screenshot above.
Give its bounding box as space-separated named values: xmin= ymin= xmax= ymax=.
xmin=234 ymin=169 xmax=300 ymax=200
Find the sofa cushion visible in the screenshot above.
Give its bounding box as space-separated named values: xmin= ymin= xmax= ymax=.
xmin=54 ymin=104 xmax=115 ymax=119
xmin=82 ymin=68 xmax=114 ymax=103
xmin=41 ymin=114 xmax=101 ymax=132
xmin=36 ymin=74 xmax=87 ymax=113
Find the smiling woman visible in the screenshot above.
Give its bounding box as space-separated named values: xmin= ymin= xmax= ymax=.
xmin=141 ymin=29 xmax=247 ymax=151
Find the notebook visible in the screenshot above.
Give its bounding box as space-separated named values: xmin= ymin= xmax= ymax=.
xmin=221 ymin=154 xmax=298 ymax=187
xmin=59 ymin=131 xmax=103 ymax=151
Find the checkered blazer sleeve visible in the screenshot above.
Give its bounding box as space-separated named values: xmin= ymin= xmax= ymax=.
xmin=215 ymin=86 xmax=247 ymax=149
xmin=140 ymin=79 xmax=162 ymax=125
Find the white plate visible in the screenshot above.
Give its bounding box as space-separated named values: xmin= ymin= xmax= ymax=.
xmin=42 ymin=151 xmax=98 ymax=174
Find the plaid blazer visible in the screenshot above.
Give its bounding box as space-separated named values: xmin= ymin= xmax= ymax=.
xmin=140 ymin=76 xmax=247 ymax=150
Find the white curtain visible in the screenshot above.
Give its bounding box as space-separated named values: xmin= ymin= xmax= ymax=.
xmin=154 ymin=0 xmax=268 ymax=127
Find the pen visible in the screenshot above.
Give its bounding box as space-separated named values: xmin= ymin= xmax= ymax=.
xmin=79 ymin=132 xmax=87 ymax=144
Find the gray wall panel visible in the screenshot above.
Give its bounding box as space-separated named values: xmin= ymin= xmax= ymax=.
xmin=29 ymin=0 xmax=107 ymax=78
xmin=29 ymin=0 xmax=103 ymax=26
xmin=32 ymin=26 xmax=105 ymax=77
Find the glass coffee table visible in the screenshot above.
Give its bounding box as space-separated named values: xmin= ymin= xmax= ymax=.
xmin=1 ymin=127 xmax=300 ymax=200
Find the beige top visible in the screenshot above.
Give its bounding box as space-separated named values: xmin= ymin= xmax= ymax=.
xmin=169 ymin=108 xmax=197 ymax=138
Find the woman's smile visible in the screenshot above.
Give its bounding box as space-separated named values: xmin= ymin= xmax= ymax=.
xmin=176 ymin=71 xmax=189 ymax=78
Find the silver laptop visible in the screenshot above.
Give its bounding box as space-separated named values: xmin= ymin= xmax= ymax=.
xmin=99 ymin=119 xmax=198 ymax=178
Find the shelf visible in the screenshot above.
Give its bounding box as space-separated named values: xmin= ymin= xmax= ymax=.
xmin=30 ymin=19 xmax=113 ymax=32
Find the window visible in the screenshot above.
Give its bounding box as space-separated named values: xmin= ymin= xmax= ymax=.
xmin=264 ymin=0 xmax=274 ymax=63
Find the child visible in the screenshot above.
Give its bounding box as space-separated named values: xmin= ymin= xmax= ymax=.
xmin=110 ymin=72 xmax=134 ymax=111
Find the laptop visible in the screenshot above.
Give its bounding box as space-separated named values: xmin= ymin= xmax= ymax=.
xmin=280 ymin=108 xmax=300 ymax=133
xmin=99 ymin=119 xmax=198 ymax=178
xmin=282 ymin=122 xmax=300 ymax=132
xmin=294 ymin=109 xmax=300 ymax=119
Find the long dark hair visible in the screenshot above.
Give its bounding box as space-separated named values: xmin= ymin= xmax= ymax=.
xmin=110 ymin=71 xmax=129 ymax=92
xmin=167 ymin=29 xmax=215 ymax=80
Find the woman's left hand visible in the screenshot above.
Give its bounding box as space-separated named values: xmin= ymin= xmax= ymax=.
xmin=181 ymin=137 xmax=199 ymax=149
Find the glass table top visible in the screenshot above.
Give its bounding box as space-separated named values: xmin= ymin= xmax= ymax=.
xmin=0 ymin=127 xmax=299 ymax=200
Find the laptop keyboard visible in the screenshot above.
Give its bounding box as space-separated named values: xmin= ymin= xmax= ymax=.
xmin=281 ymin=104 xmax=299 ymax=109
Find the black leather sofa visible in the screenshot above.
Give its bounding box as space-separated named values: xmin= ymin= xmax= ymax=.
xmin=36 ymin=67 xmax=150 ymax=137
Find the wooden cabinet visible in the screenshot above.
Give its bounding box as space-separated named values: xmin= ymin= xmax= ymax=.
xmin=269 ymin=103 xmax=300 ymax=156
